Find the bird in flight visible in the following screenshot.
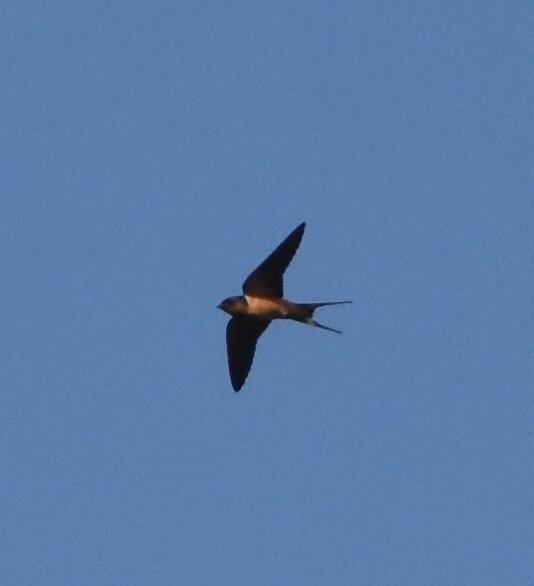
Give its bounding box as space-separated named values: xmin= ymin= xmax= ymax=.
xmin=218 ymin=222 xmax=351 ymax=392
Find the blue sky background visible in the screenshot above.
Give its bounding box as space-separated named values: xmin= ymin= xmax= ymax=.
xmin=2 ymin=2 xmax=533 ymax=584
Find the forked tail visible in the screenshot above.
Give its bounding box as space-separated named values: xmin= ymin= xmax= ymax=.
xmin=300 ymin=300 xmax=352 ymax=334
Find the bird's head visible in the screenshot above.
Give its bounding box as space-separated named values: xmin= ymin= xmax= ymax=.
xmin=217 ymin=296 xmax=246 ymax=316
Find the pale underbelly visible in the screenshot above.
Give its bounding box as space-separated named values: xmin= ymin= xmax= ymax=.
xmin=244 ymin=295 xmax=295 ymax=319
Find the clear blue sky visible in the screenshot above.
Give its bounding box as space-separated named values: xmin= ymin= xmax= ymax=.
xmin=3 ymin=2 xmax=533 ymax=584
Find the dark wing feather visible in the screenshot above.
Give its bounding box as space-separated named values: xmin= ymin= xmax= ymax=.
xmin=226 ymin=317 xmax=270 ymax=391
xmin=242 ymin=222 xmax=305 ymax=297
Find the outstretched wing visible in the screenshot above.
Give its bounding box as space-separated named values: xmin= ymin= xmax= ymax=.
xmin=242 ymin=222 xmax=305 ymax=298
xmin=226 ymin=317 xmax=270 ymax=391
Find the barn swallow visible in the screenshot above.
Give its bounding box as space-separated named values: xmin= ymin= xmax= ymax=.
xmin=218 ymin=222 xmax=351 ymax=392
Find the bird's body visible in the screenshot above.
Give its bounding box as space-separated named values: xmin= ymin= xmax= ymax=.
xmin=218 ymin=222 xmax=351 ymax=391
xmin=221 ymin=295 xmax=306 ymax=320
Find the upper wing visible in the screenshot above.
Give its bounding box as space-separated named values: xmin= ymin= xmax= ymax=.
xmin=242 ymin=222 xmax=305 ymax=297
xmin=226 ymin=317 xmax=270 ymax=391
